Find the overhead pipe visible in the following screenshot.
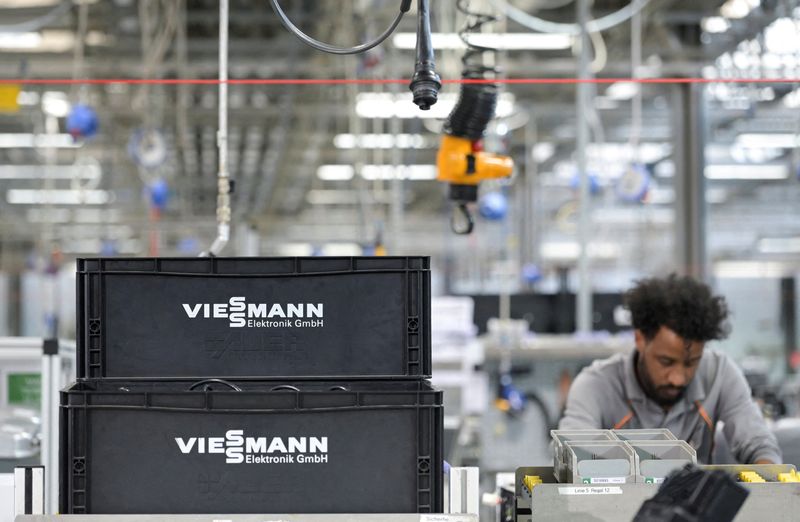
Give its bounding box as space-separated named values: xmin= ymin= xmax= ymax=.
xmin=576 ymin=0 xmax=592 ymax=334
xmin=205 ymin=0 xmax=231 ymax=256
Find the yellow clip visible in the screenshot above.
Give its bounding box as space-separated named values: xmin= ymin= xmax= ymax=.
xmin=778 ymin=469 xmax=800 ymax=483
xmin=738 ymin=471 xmax=766 ymax=483
xmin=523 ymin=475 xmax=543 ymax=492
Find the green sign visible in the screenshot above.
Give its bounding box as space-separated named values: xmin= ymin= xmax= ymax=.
xmin=582 ymin=478 xmax=591 ymax=484
xmin=7 ymin=373 xmax=41 ymax=408
xmin=645 ymin=477 xmax=654 ymax=484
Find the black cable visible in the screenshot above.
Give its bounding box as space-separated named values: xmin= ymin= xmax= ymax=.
xmin=409 ymin=0 xmax=441 ymax=110
xmin=456 ymin=0 xmax=501 ymax=80
xmin=268 ymin=0 xmax=411 ymax=55
xmin=525 ymin=391 xmax=555 ymax=433
xmin=446 ymin=0 xmax=500 ymax=140
xmin=444 ymin=82 xmax=498 ymax=140
xmin=444 ymin=0 xmax=502 ymax=235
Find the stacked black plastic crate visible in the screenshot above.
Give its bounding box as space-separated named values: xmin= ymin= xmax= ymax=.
xmin=60 ymin=256 xmax=442 ymax=514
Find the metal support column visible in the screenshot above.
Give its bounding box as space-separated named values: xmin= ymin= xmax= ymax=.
xmin=389 ymin=52 xmax=405 ymax=255
xmin=575 ymin=0 xmax=592 ymax=333
xmin=672 ymin=83 xmax=708 ymax=280
xmin=40 ymin=339 xmax=60 ymax=514
xmin=521 ymin=114 xmax=538 ymax=277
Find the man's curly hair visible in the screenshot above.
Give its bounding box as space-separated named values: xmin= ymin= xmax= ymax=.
xmin=624 ymin=274 xmax=730 ymax=342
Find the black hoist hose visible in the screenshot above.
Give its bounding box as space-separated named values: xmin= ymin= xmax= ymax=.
xmin=269 ymin=0 xmax=441 ymax=110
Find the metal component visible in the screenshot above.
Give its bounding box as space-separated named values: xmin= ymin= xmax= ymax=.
xmin=520 ymin=114 xmax=539 ymax=273
xmin=673 ymin=83 xmax=708 ymax=279
xmin=14 ymin=467 xmax=44 ymax=516
xmin=612 ymin=428 xmax=677 ymax=441
xmin=575 ymin=0 xmax=592 ymax=334
xmin=0 ymin=410 xmax=39 ymax=460
xmin=437 ymin=0 xmax=512 ymax=234
xmin=389 ymin=59 xmax=405 ymax=253
xmin=446 ymin=467 xmax=480 ymax=515
xmin=0 ymin=337 xmax=75 ymax=511
xmin=205 ymin=0 xmax=230 ymax=257
xmin=451 ymin=203 xmax=475 ymax=235
xmin=482 ymin=334 xmax=633 ymax=361
xmin=410 ymin=0 xmax=441 ymax=110
xmin=516 ymin=482 xmax=800 ymax=522
xmin=629 ymin=440 xmax=697 ymax=482
xmin=551 ymin=430 xmax=618 ymax=483
xmin=437 ymin=135 xmax=513 ymax=235
xmin=629 ymin=3 xmax=642 ymax=154
xmin=39 ymin=340 xmax=60 ymax=514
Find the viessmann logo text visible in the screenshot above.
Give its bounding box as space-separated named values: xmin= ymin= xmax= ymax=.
xmin=182 ymin=297 xmax=324 ymax=328
xmin=175 ymin=430 xmax=329 ymax=464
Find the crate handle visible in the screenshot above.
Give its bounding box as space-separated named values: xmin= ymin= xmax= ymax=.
xmin=188 ymin=379 xmax=243 ymax=392
xmin=270 ymin=385 xmax=301 ymax=392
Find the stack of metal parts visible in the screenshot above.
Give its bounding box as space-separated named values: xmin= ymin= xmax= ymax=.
xmin=0 ymin=408 xmax=40 ymax=468
xmin=59 ymin=257 xmax=443 ymax=515
xmin=509 ymin=428 xmax=800 ymax=521
xmin=551 ymin=428 xmax=693 ymax=484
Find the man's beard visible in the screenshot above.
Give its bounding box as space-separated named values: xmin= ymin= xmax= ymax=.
xmin=636 ymin=354 xmax=687 ymax=407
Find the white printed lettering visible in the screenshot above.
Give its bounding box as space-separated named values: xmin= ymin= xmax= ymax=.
xmin=175 ymin=437 xmax=196 ymax=453
xmin=182 ymin=304 xmax=202 ymax=318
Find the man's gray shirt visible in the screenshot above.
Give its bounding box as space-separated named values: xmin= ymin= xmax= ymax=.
xmin=559 ymin=349 xmax=781 ymax=464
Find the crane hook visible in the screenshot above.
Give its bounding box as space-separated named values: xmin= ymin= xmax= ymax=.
xmin=451 ymin=203 xmax=475 ymax=235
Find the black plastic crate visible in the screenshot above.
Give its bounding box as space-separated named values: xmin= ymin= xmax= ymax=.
xmin=60 ymin=379 xmax=443 ymax=514
xmin=76 ymin=257 xmax=431 ymax=379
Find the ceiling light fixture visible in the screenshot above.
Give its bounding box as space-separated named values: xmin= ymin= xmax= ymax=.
xmin=605 ymin=81 xmax=639 ymax=101
xmin=0 ymin=134 xmax=80 ymax=149
xmin=360 ymin=165 xmax=437 ymax=181
xmin=0 ymin=32 xmax=42 ymax=49
xmin=316 ymin=164 xmax=438 ymax=182
xmin=702 ymin=16 xmax=731 ymax=34
xmin=757 ymin=237 xmax=800 ymax=254
xmin=333 ymin=133 xmax=429 ymax=150
xmin=704 ymin=164 xmax=788 ymax=180
xmin=6 ymin=189 xmax=114 ymax=205
xmin=736 ymin=133 xmax=800 ymax=149
xmin=316 ymin=165 xmax=355 ymax=181
xmin=720 ymin=0 xmax=758 ymax=20
xmin=714 ymin=260 xmax=787 ymax=278
xmin=41 ymin=91 xmax=70 ymax=117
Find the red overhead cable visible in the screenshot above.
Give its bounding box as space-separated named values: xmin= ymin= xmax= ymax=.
xmin=0 ymin=77 xmax=799 ymax=85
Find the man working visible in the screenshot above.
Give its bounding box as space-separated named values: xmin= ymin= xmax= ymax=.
xmin=559 ymin=274 xmax=781 ymax=464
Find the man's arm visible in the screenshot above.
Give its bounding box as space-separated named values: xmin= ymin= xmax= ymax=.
xmin=558 ymin=370 xmax=605 ymax=430
xmin=717 ymin=356 xmax=782 ymax=464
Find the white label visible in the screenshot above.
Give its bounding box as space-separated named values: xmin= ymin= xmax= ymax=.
xmin=182 ymin=298 xmax=324 ymax=328
xmin=644 ymin=477 xmax=665 ymax=484
xmin=558 ymin=486 xmax=623 ymax=496
xmin=582 ymin=477 xmax=626 ymax=484
xmin=175 ymin=430 xmax=329 ymax=465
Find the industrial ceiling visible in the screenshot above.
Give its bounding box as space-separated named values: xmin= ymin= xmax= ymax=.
xmin=0 ymin=0 xmax=797 ymax=289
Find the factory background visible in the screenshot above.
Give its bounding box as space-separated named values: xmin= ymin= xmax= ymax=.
xmin=0 ymin=0 xmax=798 ymax=521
